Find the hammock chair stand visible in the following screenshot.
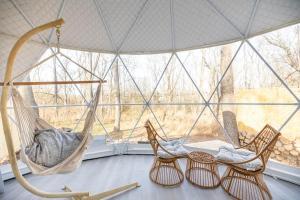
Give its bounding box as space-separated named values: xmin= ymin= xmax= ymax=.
xmin=0 ymin=19 xmax=140 ymax=200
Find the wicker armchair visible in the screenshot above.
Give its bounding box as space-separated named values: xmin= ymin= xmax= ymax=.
xmin=218 ymin=124 xmax=281 ymax=200
xmin=144 ymin=120 xmax=187 ymax=186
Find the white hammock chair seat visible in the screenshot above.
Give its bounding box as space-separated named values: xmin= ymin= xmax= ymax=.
xmin=11 ymin=83 xmax=101 ymax=175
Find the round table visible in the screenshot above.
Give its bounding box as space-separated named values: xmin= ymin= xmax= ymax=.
xmin=185 ymin=151 xmax=220 ymax=188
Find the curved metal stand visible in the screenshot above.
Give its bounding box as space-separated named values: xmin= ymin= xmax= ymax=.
xmin=0 ymin=19 xmax=139 ymax=199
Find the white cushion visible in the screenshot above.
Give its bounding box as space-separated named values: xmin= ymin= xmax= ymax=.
xmin=159 ymin=139 xmax=182 ymax=146
xmin=215 ymin=145 xmax=262 ymax=171
xmin=157 ymin=140 xmax=189 ymax=158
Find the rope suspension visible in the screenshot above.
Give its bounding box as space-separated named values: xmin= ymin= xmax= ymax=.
xmin=55 ymin=25 xmax=61 ymax=53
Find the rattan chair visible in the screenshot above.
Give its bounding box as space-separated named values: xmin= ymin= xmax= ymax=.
xmin=218 ymin=124 xmax=281 ymax=200
xmin=144 ymin=120 xmax=187 ymax=186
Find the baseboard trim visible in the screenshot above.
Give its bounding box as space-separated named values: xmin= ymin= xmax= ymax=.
xmin=1 ymin=141 xmax=299 ymax=186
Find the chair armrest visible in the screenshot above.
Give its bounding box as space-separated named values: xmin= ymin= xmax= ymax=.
xmin=156 ymin=133 xmax=167 ymax=142
xmin=235 ymin=142 xmax=252 ymax=150
xmin=235 ymin=141 xmax=257 ymax=152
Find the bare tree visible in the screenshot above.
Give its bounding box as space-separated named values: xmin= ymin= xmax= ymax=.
xmin=162 ymin=57 xmax=176 ymax=121
xmin=166 ymin=58 xmax=175 ymax=103
xmin=200 ymin=49 xmax=221 ymax=118
xmin=264 ymin=26 xmax=300 ymax=87
xmin=98 ymin=56 xmax=109 ymax=117
xmin=112 ymin=58 xmax=121 ymax=132
xmin=150 ymin=56 xmax=168 ymax=103
xmin=219 ymin=45 xmax=240 ymax=146
xmin=89 ymin=52 xmax=93 ymax=99
xmin=89 ymin=53 xmax=100 ymax=99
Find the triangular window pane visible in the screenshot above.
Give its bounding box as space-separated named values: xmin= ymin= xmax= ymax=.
xmin=150 ymin=105 xmax=205 ymax=140
xmin=120 ymin=53 xmax=172 ymax=101
xmin=150 ymin=55 xmax=204 ymax=104
xmin=186 ymin=107 xmax=228 ymax=146
xmin=102 ymin=57 xmax=145 ymax=104
xmin=248 ymin=24 xmax=300 ymax=101
xmin=177 ymin=42 xmax=241 ymax=101
xmin=210 ymin=42 xmax=298 ymax=104
xmin=97 ymin=105 xmax=145 ymax=143
xmin=126 ymin=107 xmax=165 ymax=143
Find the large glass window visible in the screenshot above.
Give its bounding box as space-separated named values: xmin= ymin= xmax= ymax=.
xmin=1 ymin=24 xmax=299 ymax=168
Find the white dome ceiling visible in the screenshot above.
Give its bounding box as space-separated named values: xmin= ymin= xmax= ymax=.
xmin=1 ymin=0 xmax=300 ymax=80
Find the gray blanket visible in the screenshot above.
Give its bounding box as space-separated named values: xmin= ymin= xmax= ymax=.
xmin=25 ymin=128 xmax=83 ymax=168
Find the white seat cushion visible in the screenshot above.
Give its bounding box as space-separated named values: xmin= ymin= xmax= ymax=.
xmin=215 ymin=145 xmax=262 ymax=171
xmin=157 ymin=140 xmax=189 ymax=158
xmin=159 ymin=139 xmax=182 ymax=146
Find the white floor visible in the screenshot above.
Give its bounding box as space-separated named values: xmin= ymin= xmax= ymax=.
xmin=1 ymin=155 xmax=300 ymax=200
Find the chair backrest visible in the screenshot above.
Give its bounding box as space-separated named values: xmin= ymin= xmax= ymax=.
xmin=12 ymin=87 xmax=42 ymax=148
xmin=144 ymin=120 xmax=160 ymax=156
xmin=253 ymin=124 xmax=281 ymax=164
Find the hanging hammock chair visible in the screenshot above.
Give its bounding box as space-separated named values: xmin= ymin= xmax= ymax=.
xmin=1 ymin=19 xmax=139 ymax=200
xmin=11 ymin=82 xmax=101 ymax=175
